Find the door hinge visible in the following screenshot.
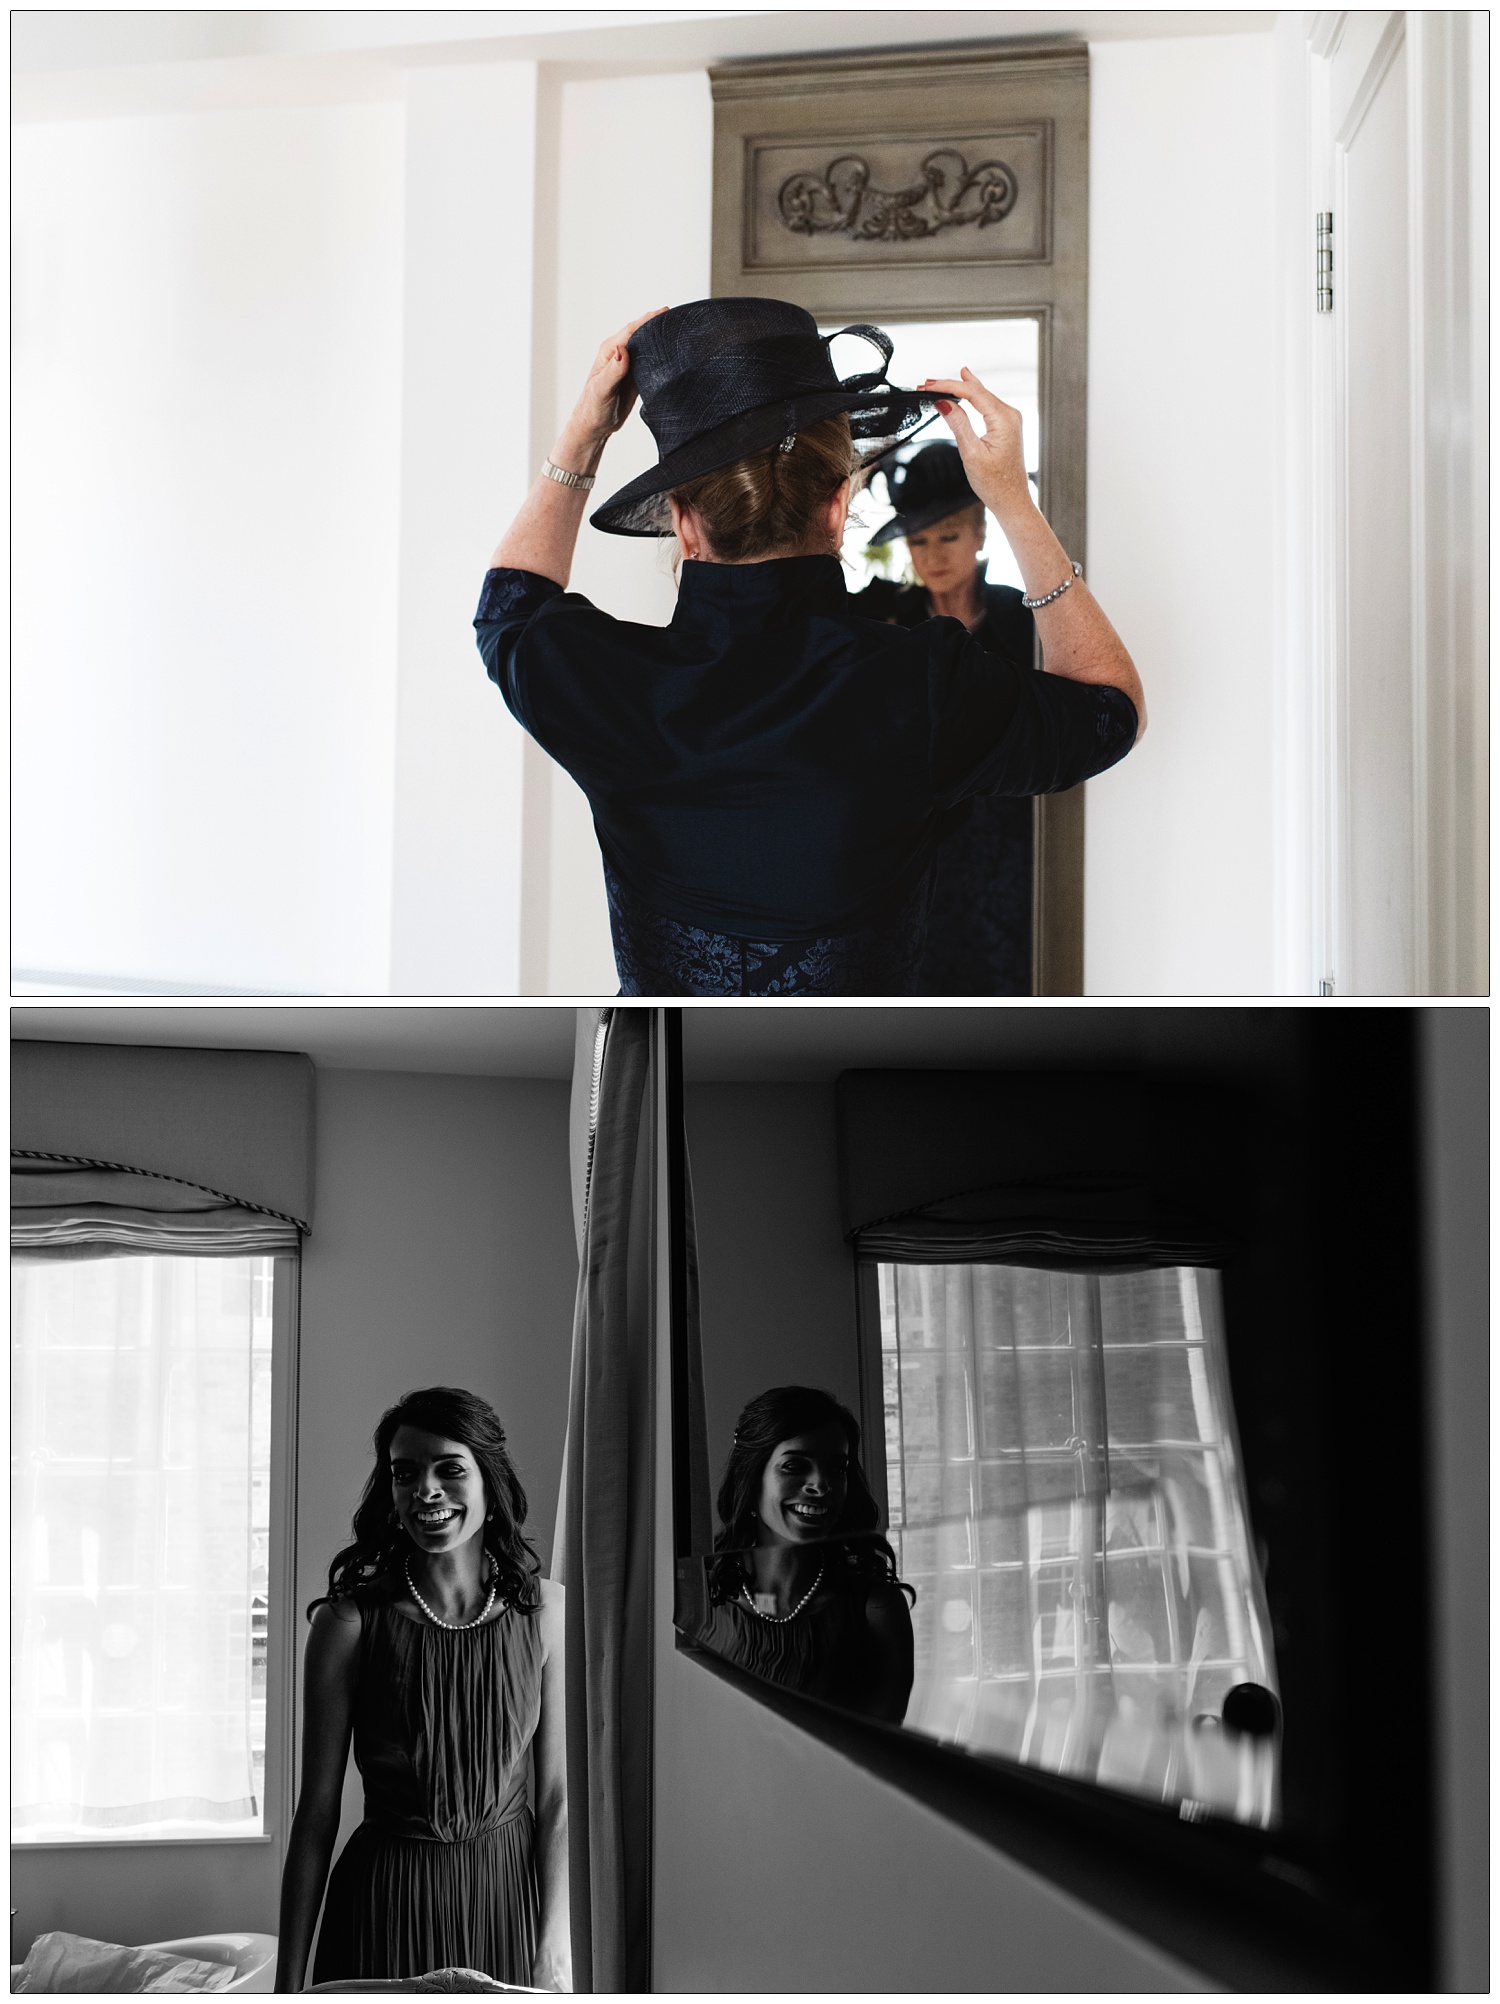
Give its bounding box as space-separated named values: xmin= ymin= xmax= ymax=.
xmin=1319 ymin=976 xmax=1336 ymax=996
xmin=1316 ymin=212 xmax=1333 ymax=313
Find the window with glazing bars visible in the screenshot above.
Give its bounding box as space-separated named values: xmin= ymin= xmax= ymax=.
xmin=877 ymin=1262 xmax=1275 ymax=1817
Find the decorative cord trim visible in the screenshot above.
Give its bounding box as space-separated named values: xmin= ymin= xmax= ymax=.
xmin=10 ymin=1150 xmax=308 ymax=1233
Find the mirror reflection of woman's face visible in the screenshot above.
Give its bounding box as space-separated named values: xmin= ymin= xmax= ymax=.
xmin=754 ymin=1423 xmax=850 ymax=1546
xmin=389 ymin=1424 xmax=488 ymax=1556
xmin=905 ymin=507 xmax=986 ymax=594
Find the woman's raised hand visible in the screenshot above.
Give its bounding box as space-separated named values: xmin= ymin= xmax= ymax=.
xmin=563 ymin=308 xmax=668 ymax=458
xmin=920 ymin=369 xmax=1033 ymax=523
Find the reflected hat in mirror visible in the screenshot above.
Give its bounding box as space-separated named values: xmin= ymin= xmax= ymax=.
xmin=865 ymin=441 xmax=981 ymax=549
xmin=589 ymin=296 xmax=938 ymax=538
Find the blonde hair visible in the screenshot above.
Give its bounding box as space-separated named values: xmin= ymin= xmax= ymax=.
xmin=670 ymin=414 xmax=858 ymax=563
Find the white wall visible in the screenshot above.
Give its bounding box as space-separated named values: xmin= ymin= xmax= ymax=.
xmin=1084 ymin=35 xmax=1277 ymax=994
xmin=533 ymin=70 xmax=714 ymax=996
xmin=387 ymin=64 xmax=541 ymax=996
xmin=12 ymin=103 xmax=406 ymax=993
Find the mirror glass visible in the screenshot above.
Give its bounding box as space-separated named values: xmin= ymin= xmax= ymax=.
xmin=826 ymin=317 xmax=1041 ymax=593
xmin=676 ymin=1060 xmax=1281 ymax=1831
xmin=822 ymin=316 xmax=1044 ymax=996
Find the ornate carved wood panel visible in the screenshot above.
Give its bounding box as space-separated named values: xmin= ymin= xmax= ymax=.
xmin=711 ymin=41 xmax=1091 ymax=995
xmin=750 ymin=129 xmax=1047 ymax=268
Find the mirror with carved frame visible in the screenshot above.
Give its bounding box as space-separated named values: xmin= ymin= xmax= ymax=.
xmin=710 ymin=40 xmax=1090 ymax=994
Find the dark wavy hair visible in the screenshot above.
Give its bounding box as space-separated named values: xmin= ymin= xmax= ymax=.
xmin=310 ymin=1386 xmax=541 ymax=1617
xmin=707 ymin=1384 xmax=913 ymax=1607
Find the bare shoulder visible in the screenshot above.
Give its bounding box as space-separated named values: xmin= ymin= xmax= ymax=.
xmin=318 ymin=1594 xmax=363 ymax=1628
xmin=864 ymin=1580 xmax=914 ymax=1632
xmin=301 ymin=1597 xmax=363 ymax=1712
xmin=308 ymin=1595 xmax=362 ymax=1656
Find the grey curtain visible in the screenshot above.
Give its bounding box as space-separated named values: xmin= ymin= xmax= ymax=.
xmin=556 ymin=1009 xmax=654 ymax=1993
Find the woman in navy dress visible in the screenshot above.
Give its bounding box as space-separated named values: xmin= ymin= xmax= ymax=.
xmin=475 ymin=298 xmax=1145 ymax=996
xmin=856 ymin=441 xmax=1039 ymax=995
xmin=274 ymin=1387 xmax=569 ymax=1993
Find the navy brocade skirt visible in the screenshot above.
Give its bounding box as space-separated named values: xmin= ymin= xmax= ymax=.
xmin=605 ymin=867 xmax=933 ymax=997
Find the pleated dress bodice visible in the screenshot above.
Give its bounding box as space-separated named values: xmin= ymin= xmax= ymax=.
xmin=310 ymin=1586 xmax=545 ymax=1986
xmin=352 ymin=1594 xmax=543 ymax=1842
xmin=699 ymin=1578 xmax=886 ymax=1717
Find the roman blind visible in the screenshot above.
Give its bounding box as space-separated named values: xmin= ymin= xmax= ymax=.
xmin=11 ymin=1040 xmax=314 ymax=1254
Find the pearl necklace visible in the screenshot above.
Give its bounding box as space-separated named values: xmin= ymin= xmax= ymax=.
xmin=740 ymin=1563 xmax=824 ymax=1624
xmin=405 ymin=1555 xmax=498 ymax=1630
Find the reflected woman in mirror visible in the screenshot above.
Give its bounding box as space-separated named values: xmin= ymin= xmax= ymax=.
xmin=700 ymin=1385 xmax=914 ymax=1723
xmin=855 ymin=442 xmax=1037 ymax=996
xmin=274 ymin=1387 xmax=570 ymax=1993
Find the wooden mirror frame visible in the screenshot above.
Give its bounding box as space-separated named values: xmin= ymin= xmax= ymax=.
xmin=710 ymin=40 xmax=1090 ymax=994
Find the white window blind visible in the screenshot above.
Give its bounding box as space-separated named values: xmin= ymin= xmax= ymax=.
xmin=11 ymin=1253 xmax=276 ymax=1841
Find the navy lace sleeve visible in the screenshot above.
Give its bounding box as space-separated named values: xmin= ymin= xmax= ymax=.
xmin=930 ymin=631 xmax=1138 ymax=801
xmin=473 ymin=568 xmax=566 ymax=735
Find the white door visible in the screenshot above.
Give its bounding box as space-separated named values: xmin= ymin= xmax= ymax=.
xmin=1309 ymin=10 xmax=1488 ymax=996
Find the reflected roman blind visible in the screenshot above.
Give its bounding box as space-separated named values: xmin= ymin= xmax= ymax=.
xmin=835 ymin=1070 xmax=1229 ymax=1268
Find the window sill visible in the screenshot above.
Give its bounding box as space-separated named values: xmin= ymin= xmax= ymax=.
xmin=12 ymin=1833 xmax=275 ymax=1851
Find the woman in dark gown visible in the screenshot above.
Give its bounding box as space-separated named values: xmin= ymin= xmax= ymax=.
xmin=695 ymin=1386 xmax=914 ymax=1725
xmin=856 ymin=441 xmax=1038 ymax=995
xmin=474 ymin=298 xmax=1145 ymax=996
xmin=274 ymin=1388 xmax=569 ymax=1993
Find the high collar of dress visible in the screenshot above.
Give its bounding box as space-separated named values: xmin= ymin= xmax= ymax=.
xmin=672 ymin=554 xmax=848 ymax=641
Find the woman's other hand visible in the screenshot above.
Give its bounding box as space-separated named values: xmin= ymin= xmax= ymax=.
xmin=919 ymin=369 xmax=1031 ymax=524
xmin=921 ymin=372 xmax=1145 ymax=735
xmin=561 ymin=308 xmax=667 ymax=464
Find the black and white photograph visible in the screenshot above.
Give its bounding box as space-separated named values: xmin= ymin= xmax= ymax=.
xmin=8 ymin=8 xmax=1490 ymax=2001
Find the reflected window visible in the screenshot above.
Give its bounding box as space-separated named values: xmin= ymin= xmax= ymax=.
xmin=876 ymin=1262 xmax=1278 ymax=1825
xmin=826 ymin=317 xmax=1041 ymax=594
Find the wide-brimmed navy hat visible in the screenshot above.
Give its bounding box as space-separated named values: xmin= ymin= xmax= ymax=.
xmin=865 ymin=441 xmax=982 ymax=548
xmin=590 ymin=296 xmax=937 ymax=538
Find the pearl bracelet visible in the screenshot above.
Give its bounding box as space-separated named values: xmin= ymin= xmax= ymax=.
xmin=541 ymin=457 xmax=596 ymax=492
xmin=1022 ymin=560 xmax=1084 ymax=610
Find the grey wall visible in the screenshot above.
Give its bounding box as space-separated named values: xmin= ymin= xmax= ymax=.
xmin=11 ymin=1066 xmax=577 ymax=1963
xmin=686 ymin=1082 xmax=859 ymax=1486
xmin=1420 ymin=1011 xmax=1490 ymax=1991
xmin=296 ymin=1070 xmax=576 ymax=1606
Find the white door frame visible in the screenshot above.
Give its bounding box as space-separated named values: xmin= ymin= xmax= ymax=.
xmin=1277 ymin=10 xmax=1488 ymax=997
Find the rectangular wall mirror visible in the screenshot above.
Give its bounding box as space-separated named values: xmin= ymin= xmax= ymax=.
xmin=713 ymin=43 xmax=1089 ymax=992
xmin=665 ymin=1001 xmax=1438 ymax=1996
xmin=671 ymin=1024 xmax=1280 ymax=1831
